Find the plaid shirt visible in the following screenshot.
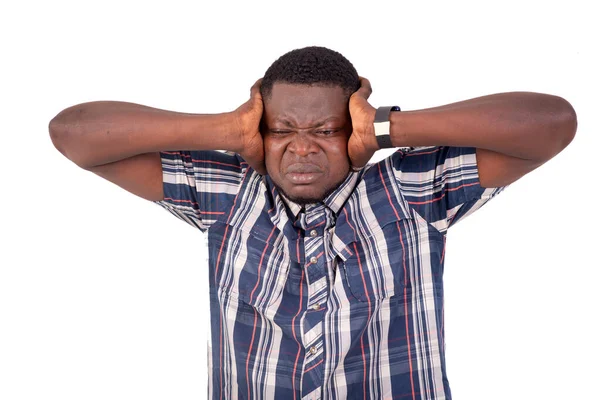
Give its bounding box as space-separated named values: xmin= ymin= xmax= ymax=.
xmin=154 ymin=146 xmax=505 ymax=400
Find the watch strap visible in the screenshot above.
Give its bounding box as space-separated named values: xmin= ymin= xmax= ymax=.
xmin=374 ymin=105 xmax=401 ymax=149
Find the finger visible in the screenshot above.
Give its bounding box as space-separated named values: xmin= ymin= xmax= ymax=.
xmin=250 ymin=78 xmax=263 ymax=99
xmin=356 ymin=76 xmax=372 ymax=100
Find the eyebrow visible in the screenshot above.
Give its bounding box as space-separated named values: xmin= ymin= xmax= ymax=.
xmin=273 ymin=116 xmax=340 ymax=128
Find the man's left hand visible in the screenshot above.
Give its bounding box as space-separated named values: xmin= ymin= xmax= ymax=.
xmin=348 ymin=77 xmax=378 ymax=169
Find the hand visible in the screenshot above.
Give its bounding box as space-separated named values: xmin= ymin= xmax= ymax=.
xmin=233 ymin=78 xmax=266 ymax=175
xmin=348 ymin=77 xmax=378 ymax=169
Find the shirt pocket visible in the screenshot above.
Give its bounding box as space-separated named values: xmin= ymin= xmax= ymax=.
xmin=334 ymin=222 xmax=408 ymax=302
xmin=208 ymin=221 xmax=291 ymax=309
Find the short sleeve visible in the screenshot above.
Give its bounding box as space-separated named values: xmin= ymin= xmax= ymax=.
xmin=153 ymin=150 xmax=246 ymax=232
xmin=391 ymin=146 xmax=507 ymax=234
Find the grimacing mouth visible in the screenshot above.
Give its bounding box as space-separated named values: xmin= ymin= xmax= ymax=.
xmin=285 ymin=163 xmax=323 ymax=174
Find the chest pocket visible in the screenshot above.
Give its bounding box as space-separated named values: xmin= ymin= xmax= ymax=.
xmin=208 ymin=221 xmax=291 ymax=309
xmin=333 ymin=219 xmax=412 ymax=302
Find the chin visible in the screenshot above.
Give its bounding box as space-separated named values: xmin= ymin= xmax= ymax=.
xmin=280 ymin=184 xmax=335 ymax=206
xmin=286 ymin=194 xmax=324 ymax=206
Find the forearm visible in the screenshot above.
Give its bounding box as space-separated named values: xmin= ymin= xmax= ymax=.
xmin=49 ymin=101 xmax=240 ymax=168
xmin=389 ymin=92 xmax=577 ymax=161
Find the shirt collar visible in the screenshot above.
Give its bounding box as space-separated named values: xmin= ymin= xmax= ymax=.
xmin=276 ymin=170 xmax=361 ymax=219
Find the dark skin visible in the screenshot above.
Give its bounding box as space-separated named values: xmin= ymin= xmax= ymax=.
xmin=347 ymin=78 xmax=577 ymax=187
xmin=238 ymin=77 xmax=577 ymax=195
xmin=49 ymin=77 xmax=576 ymax=206
xmin=262 ymin=83 xmax=353 ymax=204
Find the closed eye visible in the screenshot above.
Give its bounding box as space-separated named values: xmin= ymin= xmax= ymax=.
xmin=317 ymin=130 xmax=337 ymax=135
xmin=269 ymin=129 xmax=339 ymax=136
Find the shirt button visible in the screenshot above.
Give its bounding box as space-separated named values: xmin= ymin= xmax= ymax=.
xmin=310 ymin=229 xmax=318 ymax=237
xmin=310 ymin=256 xmax=317 ymax=264
xmin=309 ymin=346 xmax=317 ymax=355
xmin=312 ymin=303 xmax=321 ymax=311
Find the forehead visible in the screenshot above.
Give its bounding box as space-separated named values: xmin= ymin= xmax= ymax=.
xmin=265 ymin=83 xmax=348 ymax=125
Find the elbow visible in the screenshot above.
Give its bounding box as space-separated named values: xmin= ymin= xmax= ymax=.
xmin=49 ymin=113 xmax=68 ymax=156
xmin=48 ymin=106 xmax=88 ymax=167
xmin=535 ymin=95 xmax=577 ymax=162
xmin=554 ymin=96 xmax=578 ymax=153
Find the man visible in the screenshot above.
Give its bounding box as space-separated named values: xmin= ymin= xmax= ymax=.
xmin=49 ymin=46 xmax=577 ymax=399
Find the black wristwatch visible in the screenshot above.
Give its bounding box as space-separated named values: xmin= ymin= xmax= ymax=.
xmin=374 ymin=105 xmax=412 ymax=153
xmin=373 ymin=106 xmax=399 ymax=149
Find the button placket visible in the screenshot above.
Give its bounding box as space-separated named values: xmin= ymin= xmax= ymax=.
xmin=298 ymin=205 xmax=333 ymax=399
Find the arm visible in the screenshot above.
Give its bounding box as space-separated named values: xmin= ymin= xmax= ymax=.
xmin=388 ymin=92 xmax=577 ymax=187
xmin=49 ymin=102 xmax=241 ymax=168
xmin=49 ymin=79 xmax=266 ymax=201
xmin=348 ymin=79 xmax=578 ymax=188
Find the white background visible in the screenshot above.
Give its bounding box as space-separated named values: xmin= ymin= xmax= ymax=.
xmin=1 ymin=0 xmax=598 ymax=399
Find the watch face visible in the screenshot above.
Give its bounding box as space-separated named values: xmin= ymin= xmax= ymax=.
xmin=374 ymin=120 xmax=391 ymax=136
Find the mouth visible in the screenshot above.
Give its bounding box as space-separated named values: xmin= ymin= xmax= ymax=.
xmin=285 ymin=163 xmax=323 ymax=184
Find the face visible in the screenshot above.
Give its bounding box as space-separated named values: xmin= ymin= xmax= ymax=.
xmin=262 ymin=83 xmax=352 ymax=205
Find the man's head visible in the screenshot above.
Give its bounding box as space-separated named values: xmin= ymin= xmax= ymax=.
xmin=260 ymin=46 xmax=360 ymax=206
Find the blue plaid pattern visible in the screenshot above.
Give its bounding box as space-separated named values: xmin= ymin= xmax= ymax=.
xmin=154 ymin=146 xmax=506 ymax=399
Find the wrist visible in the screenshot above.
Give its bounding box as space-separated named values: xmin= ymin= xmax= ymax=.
xmin=388 ymin=110 xmax=412 ymax=148
xmin=227 ymin=110 xmax=247 ymax=154
xmin=363 ymin=107 xmax=379 ymax=153
xmin=373 ymin=106 xmax=401 ymax=149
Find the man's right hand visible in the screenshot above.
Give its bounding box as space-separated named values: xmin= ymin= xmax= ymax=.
xmin=233 ymin=78 xmax=266 ymax=175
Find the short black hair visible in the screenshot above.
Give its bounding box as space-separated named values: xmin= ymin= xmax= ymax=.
xmin=260 ymin=46 xmax=360 ymax=101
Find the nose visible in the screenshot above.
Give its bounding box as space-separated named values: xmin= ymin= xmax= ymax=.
xmin=288 ymin=131 xmax=319 ymax=157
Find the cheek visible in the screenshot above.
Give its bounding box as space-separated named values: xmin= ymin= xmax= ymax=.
xmin=264 ymin=141 xmax=285 ymax=170
xmin=325 ymin=142 xmax=350 ymax=174
xmin=327 ymin=140 xmax=350 ymax=160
